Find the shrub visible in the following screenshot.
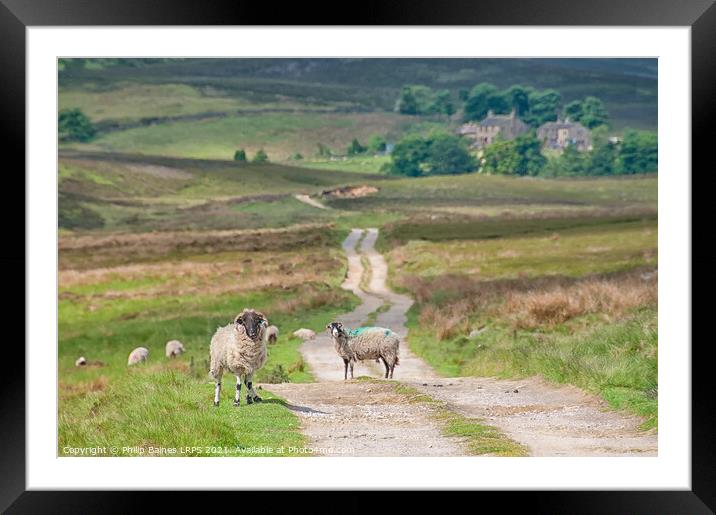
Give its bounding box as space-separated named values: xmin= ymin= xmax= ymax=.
xmin=58 ymin=108 xmax=96 ymax=142
xmin=252 ymin=149 xmax=269 ymax=163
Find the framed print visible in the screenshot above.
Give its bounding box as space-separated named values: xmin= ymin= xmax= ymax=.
xmin=3 ymin=0 xmax=712 ymax=511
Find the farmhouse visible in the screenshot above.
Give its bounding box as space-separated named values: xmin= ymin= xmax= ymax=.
xmin=537 ymin=118 xmax=592 ymax=151
xmin=457 ymin=109 xmax=529 ymax=149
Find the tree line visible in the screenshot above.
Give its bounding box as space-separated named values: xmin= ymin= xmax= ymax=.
xmin=385 ymin=128 xmax=657 ymax=178
xmin=396 ymin=83 xmax=609 ymax=129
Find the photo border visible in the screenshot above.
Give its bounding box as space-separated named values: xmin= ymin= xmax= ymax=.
xmin=3 ymin=0 xmax=711 ymax=511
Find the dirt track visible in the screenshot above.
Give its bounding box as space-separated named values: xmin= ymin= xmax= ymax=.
xmin=267 ymin=229 xmax=657 ymax=457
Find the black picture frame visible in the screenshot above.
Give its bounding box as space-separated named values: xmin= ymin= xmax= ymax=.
xmin=2 ymin=0 xmax=711 ymax=512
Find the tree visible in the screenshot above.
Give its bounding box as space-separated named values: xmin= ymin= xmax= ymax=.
xmin=58 ymin=108 xmax=96 ymax=142
xmin=423 ymin=133 xmax=476 ymax=175
xmin=430 ymin=90 xmax=455 ymax=117
xmin=480 ymin=132 xmax=546 ymax=176
xmin=562 ymin=96 xmax=608 ymax=129
xmin=587 ymin=126 xmax=617 ymax=175
xmin=347 ymin=138 xmax=367 ymax=156
xmin=504 ymin=85 xmax=531 ymax=116
xmin=367 ymin=135 xmax=387 ymax=154
xmin=387 ymin=132 xmax=476 ymax=177
xmin=512 ymin=131 xmax=547 ymax=175
xmin=233 ymin=149 xmax=247 ymax=162
xmin=387 ymin=134 xmax=430 ymax=177
xmin=522 ymin=89 xmax=561 ymax=127
xmin=252 ymin=149 xmax=269 ymax=163
xmin=316 ymin=143 xmax=332 ymax=157
xmin=480 ymin=139 xmax=521 ymax=174
xmin=463 ymin=83 xmax=500 ymax=121
xmin=395 ymin=86 xmax=419 ymax=115
xmin=579 ymin=96 xmax=609 ymax=129
xmin=563 ymin=100 xmax=584 ymax=121
xmin=618 ymin=130 xmax=657 ymax=174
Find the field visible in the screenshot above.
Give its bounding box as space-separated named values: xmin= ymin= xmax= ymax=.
xmin=385 ymin=217 xmax=658 ymax=429
xmin=57 ymin=58 xmax=659 ymax=457
xmin=59 ymin=226 xmax=358 ymax=455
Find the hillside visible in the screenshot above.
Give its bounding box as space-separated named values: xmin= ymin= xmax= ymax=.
xmin=59 ymin=150 xmax=657 ymax=235
xmin=59 ymin=58 xmax=657 ymax=163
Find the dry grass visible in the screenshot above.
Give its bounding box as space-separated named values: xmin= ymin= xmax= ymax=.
xmin=60 ymin=248 xmax=343 ymax=302
xmin=409 ymin=267 xmax=657 ymax=339
xmin=272 ymin=286 xmax=347 ymax=314
xmin=59 ymin=223 xmax=333 ymax=270
xmin=502 ymin=272 xmax=657 ymax=329
xmin=59 ymin=377 xmax=109 ymax=399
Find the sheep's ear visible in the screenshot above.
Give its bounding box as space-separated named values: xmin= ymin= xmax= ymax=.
xmin=326 ymin=324 xmax=332 ymax=330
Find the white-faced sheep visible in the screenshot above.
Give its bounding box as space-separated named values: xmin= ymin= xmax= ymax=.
xmin=165 ymin=339 xmax=185 ymax=358
xmin=209 ymin=308 xmax=269 ymax=407
xmin=75 ymin=356 xmax=87 ymax=367
xmin=293 ymin=328 xmax=316 ymax=340
xmin=326 ymin=322 xmax=400 ymax=380
xmin=264 ymin=325 xmax=279 ymax=344
xmin=127 ymin=347 xmax=149 ymax=366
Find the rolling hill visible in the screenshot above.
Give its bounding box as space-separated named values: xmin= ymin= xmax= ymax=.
xmin=59 ymin=58 xmax=657 ymax=162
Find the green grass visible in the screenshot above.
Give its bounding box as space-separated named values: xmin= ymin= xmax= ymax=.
xmin=387 ymin=217 xmax=657 ymax=280
xmin=388 ymin=218 xmax=658 ymax=429
xmin=59 ymin=82 xmax=331 ymax=123
xmin=330 ymin=173 xmax=657 ymax=216
xmin=62 ymin=112 xmax=410 ymax=161
xmin=59 ymin=235 xmax=359 ymax=455
xmin=296 ymin=155 xmax=392 ymax=174
xmin=59 ymin=367 xmax=308 ymax=456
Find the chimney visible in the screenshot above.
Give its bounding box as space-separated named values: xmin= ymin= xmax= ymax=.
xmin=510 ymin=107 xmax=516 ymax=119
xmin=487 ymin=109 xmax=494 ymax=118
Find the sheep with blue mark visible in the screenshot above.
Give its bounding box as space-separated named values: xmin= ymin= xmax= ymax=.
xmin=325 ymin=322 xmax=400 ymax=380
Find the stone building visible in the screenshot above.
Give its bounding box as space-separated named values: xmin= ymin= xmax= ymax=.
xmin=456 ymin=109 xmax=529 ymax=149
xmin=537 ymin=119 xmax=592 ymax=151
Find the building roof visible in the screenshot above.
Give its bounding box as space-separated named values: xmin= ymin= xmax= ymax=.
xmin=479 ymin=109 xmax=525 ymax=128
xmin=538 ymin=118 xmax=589 ymax=131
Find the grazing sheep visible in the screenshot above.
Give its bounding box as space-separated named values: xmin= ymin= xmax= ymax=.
xmin=75 ymin=356 xmax=87 ymax=367
xmin=209 ymin=308 xmax=269 ymax=407
xmin=127 ymin=347 xmax=149 ymax=366
xmin=165 ymin=340 xmax=185 ymax=358
xmin=326 ymin=322 xmax=400 ymax=380
xmin=293 ymin=328 xmax=316 ymax=340
xmin=264 ymin=325 xmax=279 ymax=344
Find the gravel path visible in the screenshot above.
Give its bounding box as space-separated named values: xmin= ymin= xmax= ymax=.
xmin=266 ymin=228 xmax=658 ymax=457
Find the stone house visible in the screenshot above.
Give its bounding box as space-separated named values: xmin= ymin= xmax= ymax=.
xmin=537 ymin=119 xmax=592 ymax=151
xmin=456 ymin=109 xmax=529 ymax=149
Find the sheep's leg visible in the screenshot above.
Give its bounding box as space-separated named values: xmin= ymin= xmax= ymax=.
xmin=349 ymin=360 xmax=354 ymax=379
xmin=245 ymin=373 xmax=262 ymax=404
xmin=389 ymin=360 xmax=395 ymax=379
xmin=380 ymin=357 xmax=390 ymax=378
xmin=233 ymin=375 xmax=242 ymax=406
xmin=211 ymin=365 xmax=223 ymax=406
xmin=343 ymin=359 xmax=349 ymax=380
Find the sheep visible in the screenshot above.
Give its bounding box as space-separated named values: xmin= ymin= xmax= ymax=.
xmin=326 ymin=322 xmax=400 ymax=380
xmin=209 ymin=308 xmax=269 ymax=407
xmin=75 ymin=356 xmax=87 ymax=367
xmin=264 ymin=325 xmax=279 ymax=344
xmin=293 ymin=328 xmax=316 ymax=340
xmin=165 ymin=339 xmax=185 ymax=358
xmin=127 ymin=347 xmax=149 ymax=366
